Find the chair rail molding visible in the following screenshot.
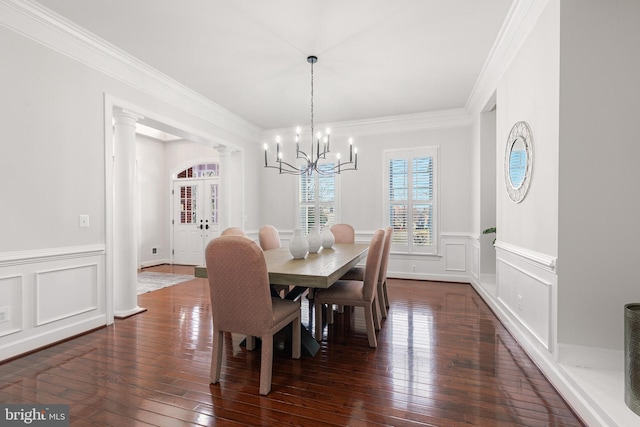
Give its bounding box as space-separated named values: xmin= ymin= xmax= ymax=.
xmin=0 ymin=244 xmax=106 ymax=267
xmin=494 ymin=240 xmax=557 ymax=272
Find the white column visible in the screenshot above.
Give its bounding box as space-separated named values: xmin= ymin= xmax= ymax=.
xmin=217 ymin=146 xmax=233 ymax=231
xmin=113 ymin=109 xmax=146 ymax=318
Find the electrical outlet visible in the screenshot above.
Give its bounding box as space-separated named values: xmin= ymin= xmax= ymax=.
xmin=0 ymin=306 xmax=9 ymax=323
xmin=79 ymin=214 xmax=90 ymax=228
xmin=517 ymin=295 xmax=523 ymax=311
xmin=152 ymin=247 xmax=157 ymax=254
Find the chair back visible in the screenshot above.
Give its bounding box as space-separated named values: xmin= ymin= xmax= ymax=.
xmin=330 ymin=223 xmax=355 ymax=243
xmin=221 ymin=226 xmax=246 ymax=236
xmin=205 ymin=235 xmax=273 ymax=336
xmin=379 ymin=227 xmax=393 ymax=284
xmin=362 ymin=229 xmax=385 ymax=301
xmin=258 ymin=225 xmax=281 ymax=250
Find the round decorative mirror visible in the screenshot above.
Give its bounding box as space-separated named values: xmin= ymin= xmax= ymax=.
xmin=504 ymin=121 xmax=533 ymax=203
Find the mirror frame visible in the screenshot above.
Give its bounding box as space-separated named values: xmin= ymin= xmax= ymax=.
xmin=504 ymin=121 xmax=533 ymax=203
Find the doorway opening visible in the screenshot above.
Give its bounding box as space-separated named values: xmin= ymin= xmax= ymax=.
xmin=172 ymin=163 xmax=220 ymax=265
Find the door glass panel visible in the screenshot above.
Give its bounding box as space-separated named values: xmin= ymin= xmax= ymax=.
xmin=210 ymin=184 xmax=218 ymax=224
xmin=180 ymin=185 xmax=197 ymax=224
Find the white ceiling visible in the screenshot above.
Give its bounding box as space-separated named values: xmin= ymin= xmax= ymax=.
xmin=35 ymin=0 xmax=514 ymax=130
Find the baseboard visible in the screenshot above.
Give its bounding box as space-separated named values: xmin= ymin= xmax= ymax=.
xmin=139 ymin=259 xmax=171 ymax=268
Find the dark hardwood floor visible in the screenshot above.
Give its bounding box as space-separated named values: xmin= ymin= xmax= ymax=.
xmin=0 ymin=265 xmax=585 ymax=426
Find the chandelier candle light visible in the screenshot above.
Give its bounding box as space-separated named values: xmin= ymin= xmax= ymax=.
xmin=264 ymin=55 xmax=358 ymax=175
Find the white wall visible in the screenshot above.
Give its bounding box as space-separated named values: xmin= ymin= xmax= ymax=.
xmin=557 ymin=0 xmax=640 ymax=355
xmin=137 ymin=134 xmax=169 ymax=267
xmin=496 ymin=5 xmax=560 ymax=259
xmin=479 ymin=109 xmax=497 ymax=277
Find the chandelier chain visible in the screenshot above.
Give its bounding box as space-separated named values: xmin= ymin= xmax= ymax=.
xmin=310 ymin=59 xmax=314 ymax=143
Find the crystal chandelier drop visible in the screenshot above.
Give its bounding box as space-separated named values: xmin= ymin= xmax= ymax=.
xmin=263 ymin=55 xmax=358 ymax=175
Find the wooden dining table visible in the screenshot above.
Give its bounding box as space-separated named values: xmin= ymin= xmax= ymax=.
xmin=195 ymin=242 xmax=370 ymax=356
xmin=264 ymin=243 xmax=369 ymax=297
xmin=265 ymin=243 xmax=370 ymax=356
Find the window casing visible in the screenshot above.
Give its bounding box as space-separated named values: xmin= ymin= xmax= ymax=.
xmin=298 ymin=163 xmax=339 ymax=234
xmin=384 ymin=147 xmax=438 ymax=254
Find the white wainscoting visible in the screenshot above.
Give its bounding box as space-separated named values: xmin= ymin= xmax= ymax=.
xmin=0 ymin=245 xmax=107 ymax=361
xmin=494 ymin=241 xmax=556 ymax=351
xmin=0 ymin=274 xmax=23 ymax=337
xmin=470 ymin=239 xmax=480 ymax=282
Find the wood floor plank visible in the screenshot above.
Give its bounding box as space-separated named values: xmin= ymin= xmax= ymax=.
xmin=0 ymin=265 xmax=585 ymax=426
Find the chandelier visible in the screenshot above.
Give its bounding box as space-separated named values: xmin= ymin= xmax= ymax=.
xmin=263 ymin=55 xmax=358 ymax=175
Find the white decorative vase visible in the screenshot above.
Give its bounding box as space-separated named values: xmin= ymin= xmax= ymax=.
xmin=307 ymin=226 xmax=322 ymax=253
xmin=320 ymin=225 xmax=335 ymax=249
xmin=289 ymin=229 xmax=309 ymax=259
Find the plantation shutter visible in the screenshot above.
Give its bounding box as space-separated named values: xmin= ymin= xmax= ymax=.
xmin=385 ymin=148 xmax=438 ymax=254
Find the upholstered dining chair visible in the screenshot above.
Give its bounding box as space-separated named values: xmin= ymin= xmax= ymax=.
xmin=205 ymin=235 xmax=301 ymax=395
xmin=340 ymin=227 xmax=393 ymax=319
xmin=258 ymin=225 xmax=280 ymax=250
xmin=330 ymin=223 xmax=356 ymax=243
xmin=328 ymin=223 xmax=356 ymax=312
xmin=258 ymin=225 xmax=289 ymax=297
xmin=220 ymin=226 xmax=246 ymax=236
xmin=314 ymin=228 xmax=385 ymax=348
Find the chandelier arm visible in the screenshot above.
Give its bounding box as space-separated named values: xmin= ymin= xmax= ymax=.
xmin=296 ymin=150 xmax=312 ymax=163
xmin=264 ymin=164 xmax=303 ymax=175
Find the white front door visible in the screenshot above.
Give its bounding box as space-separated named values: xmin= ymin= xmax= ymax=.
xmin=172 ymin=178 xmax=219 ymax=265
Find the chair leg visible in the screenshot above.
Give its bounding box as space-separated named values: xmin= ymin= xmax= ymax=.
xmin=327 ymin=305 xmax=335 ymax=324
xmin=210 ymin=329 xmax=223 ymax=384
xmin=314 ymin=301 xmax=323 ymax=342
xmin=363 ymin=304 xmax=378 ymax=348
xmin=292 ymin=318 xmax=301 ymax=359
xmin=373 ymin=296 xmax=381 ymax=331
xmin=259 ymin=334 xmax=274 ymax=395
xmin=246 ymin=335 xmax=256 ymax=351
xmin=383 ymin=279 xmax=390 ymax=309
xmin=377 ymin=285 xmax=388 ymax=319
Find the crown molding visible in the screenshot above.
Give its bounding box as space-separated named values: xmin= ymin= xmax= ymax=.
xmin=466 ymin=0 xmax=552 ymax=115
xmin=262 ymin=108 xmax=473 ymax=141
xmin=0 ymin=0 xmax=262 ymax=143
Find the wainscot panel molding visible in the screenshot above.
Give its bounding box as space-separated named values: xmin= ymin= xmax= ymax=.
xmin=492 ymin=242 xmax=557 ymax=352
xmin=36 ymin=264 xmax=99 ymax=326
xmin=0 ymin=246 xmax=106 ymax=361
xmin=445 ymin=243 xmax=466 ymax=272
xmin=470 ymin=238 xmax=480 ymax=281
xmin=0 ymin=0 xmax=261 ymax=143
xmin=496 ymin=255 xmax=552 ymax=349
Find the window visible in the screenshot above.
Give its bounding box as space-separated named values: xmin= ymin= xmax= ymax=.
xmin=384 ymin=147 xmax=438 ymax=254
xmin=177 ymin=163 xmax=219 ymax=178
xmin=298 ymin=163 xmax=338 ymax=234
